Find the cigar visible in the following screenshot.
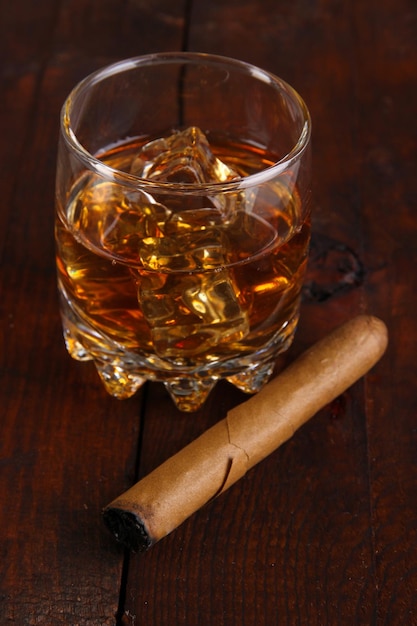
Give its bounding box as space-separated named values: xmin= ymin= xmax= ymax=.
xmin=103 ymin=315 xmax=388 ymax=552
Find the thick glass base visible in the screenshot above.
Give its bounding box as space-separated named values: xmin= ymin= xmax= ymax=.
xmin=226 ymin=361 xmax=276 ymax=394
xmin=59 ymin=293 xmax=298 ymax=412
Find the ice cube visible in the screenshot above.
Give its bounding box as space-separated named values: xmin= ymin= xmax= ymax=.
xmin=163 ymin=208 xmax=225 ymax=235
xmin=99 ymin=188 xmax=171 ymax=261
xmin=137 ymin=270 xmax=249 ymax=357
xmin=139 ymin=228 xmax=228 ymax=271
xmin=131 ymin=126 xmax=244 ymax=221
xmin=130 ymin=126 xmax=240 ymax=184
xmin=182 ymin=271 xmax=246 ymax=325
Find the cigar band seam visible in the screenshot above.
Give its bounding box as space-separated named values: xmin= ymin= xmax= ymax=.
xmin=225 ymin=414 xmax=251 ymax=465
xmin=214 ymin=417 xmax=250 ymax=495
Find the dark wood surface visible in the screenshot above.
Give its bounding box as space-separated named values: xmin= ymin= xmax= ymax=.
xmin=1 ymin=1 xmax=416 ymax=624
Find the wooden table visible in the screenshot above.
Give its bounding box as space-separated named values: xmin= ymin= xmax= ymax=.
xmin=1 ymin=1 xmax=416 ymax=624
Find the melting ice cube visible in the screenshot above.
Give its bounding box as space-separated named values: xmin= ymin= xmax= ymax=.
xmin=98 ymin=186 xmax=171 ymax=262
xmin=138 ymin=269 xmax=248 ymax=357
xmin=130 ymin=126 xmax=240 ymax=184
xmin=131 ymin=126 xmax=244 ymax=220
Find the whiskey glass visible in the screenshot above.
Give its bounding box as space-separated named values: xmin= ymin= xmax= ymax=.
xmin=55 ymin=53 xmax=311 ymax=411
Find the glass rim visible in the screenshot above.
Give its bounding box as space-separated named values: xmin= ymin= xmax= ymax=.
xmin=61 ymin=52 xmax=311 ymax=195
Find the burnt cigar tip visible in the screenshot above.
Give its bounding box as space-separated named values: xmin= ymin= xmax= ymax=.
xmin=102 ymin=507 xmax=152 ymax=553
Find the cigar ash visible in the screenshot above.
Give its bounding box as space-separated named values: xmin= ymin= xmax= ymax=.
xmin=103 ymin=505 xmax=152 ymax=552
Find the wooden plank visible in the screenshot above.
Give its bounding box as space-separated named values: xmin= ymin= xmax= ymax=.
xmin=353 ymin=0 xmax=417 ymax=622
xmin=121 ymin=1 xmax=380 ymax=624
xmin=0 ymin=1 xmax=187 ymax=623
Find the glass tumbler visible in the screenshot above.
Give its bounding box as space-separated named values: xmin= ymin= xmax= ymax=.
xmin=55 ymin=52 xmax=312 ymax=412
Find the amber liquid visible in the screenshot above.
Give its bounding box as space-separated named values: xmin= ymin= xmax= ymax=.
xmin=56 ymin=135 xmax=310 ymax=406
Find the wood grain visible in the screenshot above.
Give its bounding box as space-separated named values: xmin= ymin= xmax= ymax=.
xmin=0 ymin=1 xmax=186 ymax=624
xmin=354 ymin=1 xmax=417 ymax=623
xmin=0 ymin=0 xmax=416 ymax=624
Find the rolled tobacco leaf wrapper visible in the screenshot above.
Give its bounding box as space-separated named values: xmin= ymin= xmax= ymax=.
xmin=103 ymin=315 xmax=388 ymax=552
